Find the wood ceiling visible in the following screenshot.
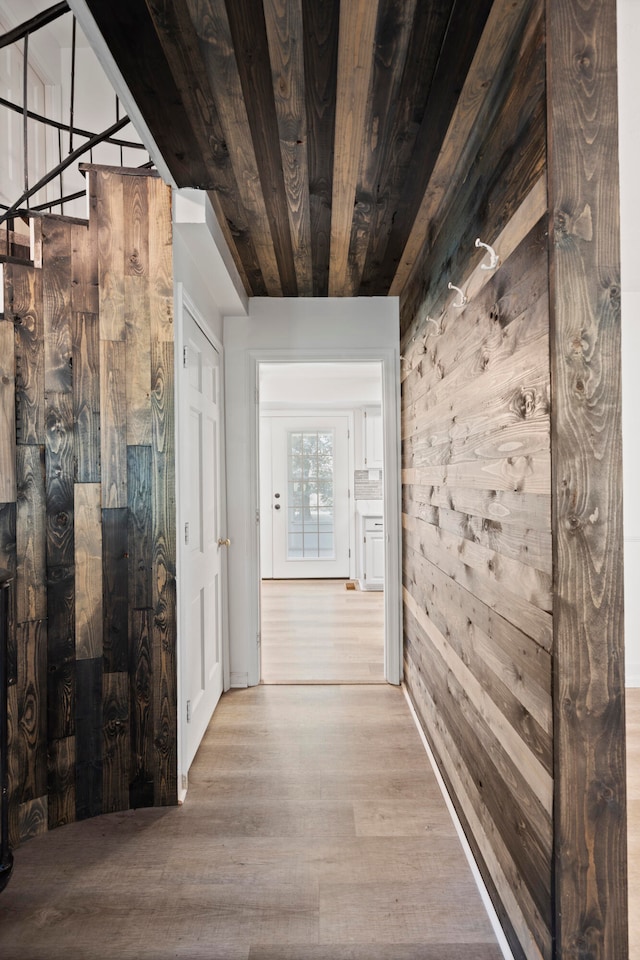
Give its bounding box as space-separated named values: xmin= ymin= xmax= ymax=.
xmin=82 ymin=0 xmax=522 ymax=299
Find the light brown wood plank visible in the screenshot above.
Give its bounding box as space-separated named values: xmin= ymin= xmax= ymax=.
xmin=402 ymin=454 xmax=550 ymax=496
xmin=0 ymin=685 xmax=503 ymax=959
xmin=11 ymin=264 xmax=45 ymax=446
xmin=0 ymin=318 xmax=16 ymax=501
xmin=263 ymin=0 xmax=314 ymax=296
xmin=547 ymin=0 xmax=627 ymax=953
xmin=147 ymin=177 xmax=173 ymax=343
xmin=261 ymin=580 xmax=384 ymax=684
xmin=74 ymin=483 xmax=103 ymax=660
xmin=124 ymin=275 xmax=152 ymax=446
xmin=328 ymin=0 xmax=379 ymax=296
xmin=94 ymin=170 xmax=125 ymax=341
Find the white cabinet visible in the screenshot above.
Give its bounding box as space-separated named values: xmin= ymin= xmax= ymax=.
xmin=359 ymin=515 xmax=384 ymax=591
xmin=363 ymin=406 xmax=383 ymax=468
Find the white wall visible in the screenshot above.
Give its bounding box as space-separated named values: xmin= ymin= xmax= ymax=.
xmin=619 ymin=0 xmax=640 ymax=685
xmin=223 ymin=297 xmax=400 ymax=687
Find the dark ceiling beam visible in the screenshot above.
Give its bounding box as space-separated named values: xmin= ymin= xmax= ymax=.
xmin=364 ymin=0 xmax=494 ymax=296
xmin=224 ymin=0 xmax=299 ymax=297
xmin=83 ymin=0 xmax=214 ymax=188
xmin=301 ymin=0 xmax=339 ymax=297
xmin=144 ymin=0 xmax=267 ymax=294
xmin=355 ymin=0 xmax=454 ymax=296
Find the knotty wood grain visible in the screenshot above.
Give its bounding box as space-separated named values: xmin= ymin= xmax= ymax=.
xmin=192 ymin=0 xmax=283 ymax=296
xmin=263 ymin=0 xmax=313 ymax=296
xmin=546 ymin=0 xmax=627 ymax=956
xmin=390 ymin=0 xmax=534 ymax=298
xmin=74 ymin=483 xmax=103 ymax=660
xmin=225 ymin=0 xmax=299 ymax=296
xmin=100 ymin=340 xmax=127 ymax=509
xmin=94 ymin=169 xmax=126 ymax=341
xmin=128 ymin=446 xmax=152 ymax=611
xmin=102 ymin=507 xmax=129 ymax=675
xmin=18 ymin=796 xmax=47 ymax=844
xmin=102 ymin=671 xmax=129 ymax=813
xmin=151 ymin=341 xmax=177 ymax=805
xmin=75 ymin=657 xmax=103 ymax=821
xmin=129 ymin=608 xmax=154 ymax=808
xmin=70 ymin=221 xmax=98 ymax=316
xmin=301 ymin=0 xmax=339 ymax=297
xmin=328 ymin=0 xmax=378 ymax=296
xmin=355 ymin=0 xmax=449 ymax=295
xmin=0 ymin=318 xmax=16 ymax=502
xmin=147 ymin=177 xmax=173 ymax=344
xmin=72 ymin=311 xmax=100 ymax=482
xmin=10 ymin=264 xmax=45 ymax=446
xmin=42 ymin=218 xmax=72 ymax=394
xmin=15 ymin=445 xmax=46 ymax=624
xmin=47 ymin=735 xmax=75 ymax=829
xmin=16 ymin=619 xmax=47 ymax=804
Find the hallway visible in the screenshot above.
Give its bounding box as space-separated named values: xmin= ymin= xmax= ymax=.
xmin=0 ymin=685 xmax=501 ymax=960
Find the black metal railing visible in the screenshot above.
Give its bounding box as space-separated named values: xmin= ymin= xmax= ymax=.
xmin=0 ymin=569 xmax=13 ymax=892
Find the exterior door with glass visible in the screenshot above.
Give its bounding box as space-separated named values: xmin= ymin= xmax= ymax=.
xmin=268 ymin=416 xmax=350 ymax=578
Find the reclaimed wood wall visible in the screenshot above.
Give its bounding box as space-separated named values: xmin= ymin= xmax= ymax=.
xmin=400 ymin=1 xmax=626 ymax=958
xmin=0 ymin=166 xmax=177 ymax=845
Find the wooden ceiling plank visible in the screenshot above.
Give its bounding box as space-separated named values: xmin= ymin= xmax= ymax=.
xmin=263 ymin=0 xmax=314 ymax=297
xmin=224 ymin=0 xmax=299 ymax=297
xmin=347 ymin=0 xmax=424 ymax=295
xmin=328 ymin=0 xmax=379 ymax=297
xmin=83 ymin=0 xmax=214 ymax=188
xmin=390 ymin=0 xmax=534 ymax=298
xmin=301 ymin=0 xmax=340 ymax=297
xmin=141 ymin=0 xmax=266 ymax=295
xmin=365 ymin=0 xmax=494 ymax=296
xmin=356 ymin=0 xmax=454 ymax=296
xmin=186 ymin=0 xmax=283 ymax=296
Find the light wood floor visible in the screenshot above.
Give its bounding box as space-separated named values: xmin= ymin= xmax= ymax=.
xmin=0 ymin=685 xmax=502 ymax=960
xmin=260 ymin=580 xmax=385 ymax=684
xmin=628 ymin=687 xmax=639 ymax=958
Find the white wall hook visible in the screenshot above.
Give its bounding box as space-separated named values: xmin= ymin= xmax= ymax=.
xmin=475 ymin=237 xmax=499 ymax=270
xmin=448 ymin=282 xmax=467 ymax=307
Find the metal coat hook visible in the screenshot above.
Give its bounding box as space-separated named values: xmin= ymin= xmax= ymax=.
xmin=475 ymin=237 xmax=499 ymax=270
xmin=448 ymin=281 xmax=467 ymax=307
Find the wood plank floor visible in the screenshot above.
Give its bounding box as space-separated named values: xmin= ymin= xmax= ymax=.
xmin=628 ymin=686 xmax=640 ymax=959
xmin=260 ymin=580 xmax=385 ymax=683
xmin=0 ymin=685 xmax=502 ymax=960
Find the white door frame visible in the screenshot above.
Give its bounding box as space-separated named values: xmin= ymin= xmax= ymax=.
xmin=175 ymin=285 xmax=230 ymax=800
xmin=246 ymin=348 xmax=402 ymax=686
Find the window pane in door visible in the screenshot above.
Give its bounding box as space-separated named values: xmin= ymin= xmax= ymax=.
xmin=286 ymin=430 xmax=334 ymax=560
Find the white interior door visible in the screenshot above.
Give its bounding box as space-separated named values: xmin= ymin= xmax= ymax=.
xmin=181 ymin=310 xmax=224 ymax=771
xmin=267 ymin=416 xmax=350 ymax=578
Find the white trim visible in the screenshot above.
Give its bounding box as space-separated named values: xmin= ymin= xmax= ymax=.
xmin=402 ymin=685 xmax=516 ymax=960
xmin=244 ymin=348 xmax=402 ymax=687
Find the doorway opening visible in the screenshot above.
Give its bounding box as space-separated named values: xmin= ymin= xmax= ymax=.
xmin=258 ymin=362 xmax=385 ymax=683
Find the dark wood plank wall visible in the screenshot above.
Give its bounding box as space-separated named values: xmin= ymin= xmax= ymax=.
xmin=546 ymin=0 xmax=627 ymax=957
xmin=0 ymin=167 xmax=177 ymax=846
xmin=400 ymin=2 xmax=555 ymax=958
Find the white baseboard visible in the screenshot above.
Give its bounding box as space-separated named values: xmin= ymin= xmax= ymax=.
xmin=625 ymin=673 xmax=640 ymax=688
xmin=402 ymin=685 xmax=516 ymax=960
xmin=230 ymin=671 xmax=248 ymax=688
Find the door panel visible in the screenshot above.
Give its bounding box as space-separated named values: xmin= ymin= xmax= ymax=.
xmin=181 ymin=310 xmax=224 ymax=772
xmin=268 ymin=416 xmax=350 ymax=579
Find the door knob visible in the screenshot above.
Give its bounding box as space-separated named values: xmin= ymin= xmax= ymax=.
xmin=274 ymin=504 xmax=281 ymax=510
xmin=217 ymin=537 xmax=231 ymax=547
